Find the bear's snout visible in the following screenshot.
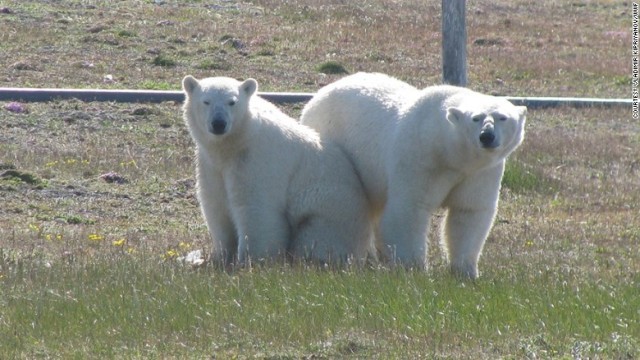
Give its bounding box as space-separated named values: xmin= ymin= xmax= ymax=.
xmin=210 ymin=115 xmax=228 ymax=135
xmin=479 ymin=130 xmax=497 ymax=148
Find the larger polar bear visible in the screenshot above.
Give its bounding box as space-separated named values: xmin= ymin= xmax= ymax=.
xmin=301 ymin=72 xmax=526 ymax=278
xmin=182 ymin=75 xmax=372 ymax=266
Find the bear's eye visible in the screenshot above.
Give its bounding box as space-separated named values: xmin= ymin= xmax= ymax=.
xmin=472 ymin=114 xmax=485 ymax=123
xmin=203 ymin=100 xmax=210 ymax=106
xmin=497 ymin=115 xmax=508 ymax=121
xmin=228 ymin=100 xmax=236 ymax=106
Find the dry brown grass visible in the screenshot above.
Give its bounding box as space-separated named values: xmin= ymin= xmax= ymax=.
xmin=1 ymin=1 xmax=628 ymax=95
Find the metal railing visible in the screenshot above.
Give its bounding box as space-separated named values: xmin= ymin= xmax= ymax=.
xmin=0 ymin=87 xmax=632 ymax=109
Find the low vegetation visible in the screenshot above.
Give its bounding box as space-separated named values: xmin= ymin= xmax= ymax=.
xmin=0 ymin=0 xmax=635 ymax=358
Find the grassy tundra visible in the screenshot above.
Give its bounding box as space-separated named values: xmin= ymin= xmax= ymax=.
xmin=0 ymin=0 xmax=637 ymax=358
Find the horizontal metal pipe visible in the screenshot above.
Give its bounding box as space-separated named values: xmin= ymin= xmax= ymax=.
xmin=506 ymin=96 xmax=631 ymax=109
xmin=0 ymin=87 xmax=313 ymax=104
xmin=0 ymin=87 xmax=632 ymax=109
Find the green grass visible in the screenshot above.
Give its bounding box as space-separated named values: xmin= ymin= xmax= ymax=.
xmin=1 ymin=254 xmax=638 ymax=359
xmin=196 ymin=58 xmax=233 ymax=71
xmin=152 ymin=55 xmax=178 ymax=67
xmin=502 ymin=160 xmax=555 ymax=194
xmin=316 ymin=61 xmax=349 ymax=75
xmin=0 ymin=0 xmax=637 ymax=358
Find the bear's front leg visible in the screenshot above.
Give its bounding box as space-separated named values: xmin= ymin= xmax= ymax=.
xmin=235 ymin=204 xmax=290 ymax=265
xmin=196 ymin=157 xmax=237 ymax=266
xmin=442 ymin=164 xmax=503 ymax=279
xmin=205 ymin=208 xmax=237 ymax=266
xmin=442 ymin=207 xmax=497 ymax=279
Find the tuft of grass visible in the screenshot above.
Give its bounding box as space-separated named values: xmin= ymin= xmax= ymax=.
xmin=151 ymin=55 xmax=177 ymax=67
xmin=502 ymin=159 xmax=555 ymax=194
xmin=196 ymin=58 xmax=232 ymax=71
xmin=116 ymin=29 xmax=136 ymax=38
xmin=63 ymin=215 xmax=95 ymax=225
xmin=316 ymin=60 xmax=348 ymax=74
xmin=255 ymin=48 xmax=276 ymax=57
xmin=0 ymin=169 xmax=45 ymax=187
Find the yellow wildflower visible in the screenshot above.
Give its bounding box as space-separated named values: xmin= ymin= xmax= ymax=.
xmin=88 ymin=234 xmax=103 ymax=241
xmin=163 ymin=249 xmax=179 ymax=259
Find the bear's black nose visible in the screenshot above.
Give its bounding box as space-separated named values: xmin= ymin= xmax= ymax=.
xmin=211 ymin=118 xmax=227 ymax=135
xmin=479 ymin=131 xmax=496 ymax=147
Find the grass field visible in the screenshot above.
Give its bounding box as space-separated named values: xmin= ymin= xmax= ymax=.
xmin=1 ymin=0 xmax=637 ymax=358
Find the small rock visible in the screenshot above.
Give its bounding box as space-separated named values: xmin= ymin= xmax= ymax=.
xmin=100 ymin=172 xmax=128 ymax=184
xmin=103 ymin=74 xmax=115 ymax=83
xmin=132 ymin=107 xmax=152 ymax=116
xmin=74 ymin=60 xmax=95 ymax=68
xmin=473 ymin=37 xmax=505 ymax=46
xmin=10 ymin=61 xmax=38 ymax=71
xmin=177 ymin=249 xmax=205 ymax=267
xmin=156 ymin=20 xmax=174 ymax=26
xmin=4 ymin=102 xmax=28 ymax=113
xmin=87 ymin=24 xmax=107 ymax=33
xmin=1 ymin=7 xmax=13 ymax=14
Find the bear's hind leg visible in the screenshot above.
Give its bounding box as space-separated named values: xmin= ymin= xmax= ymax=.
xmin=235 ymin=207 xmax=290 ymax=265
xmin=290 ymin=215 xmax=371 ymax=266
xmin=379 ymin=198 xmax=431 ymax=269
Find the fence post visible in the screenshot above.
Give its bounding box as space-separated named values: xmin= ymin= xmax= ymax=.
xmin=442 ymin=0 xmax=467 ymax=86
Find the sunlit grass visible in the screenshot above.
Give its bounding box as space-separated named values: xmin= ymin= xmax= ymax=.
xmin=1 ymin=254 xmax=638 ymax=358
xmin=0 ymin=0 xmax=637 ymax=357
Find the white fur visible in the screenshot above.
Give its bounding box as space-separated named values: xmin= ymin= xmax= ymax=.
xmin=182 ymin=76 xmax=372 ymax=266
xmin=300 ymin=72 xmax=526 ymax=278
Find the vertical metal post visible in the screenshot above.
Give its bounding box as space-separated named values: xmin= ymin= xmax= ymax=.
xmin=442 ymin=0 xmax=467 ymax=86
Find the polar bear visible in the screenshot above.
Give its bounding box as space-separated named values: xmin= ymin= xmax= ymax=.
xmin=182 ymin=75 xmax=372 ymax=266
xmin=300 ymin=72 xmax=526 ymax=278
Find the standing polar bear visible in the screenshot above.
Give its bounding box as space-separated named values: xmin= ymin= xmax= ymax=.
xmin=301 ymin=72 xmax=526 ymax=278
xmin=182 ymin=75 xmax=372 ymax=266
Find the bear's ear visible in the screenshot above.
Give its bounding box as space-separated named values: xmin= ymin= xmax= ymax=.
xmin=446 ymin=107 xmax=465 ymax=124
xmin=182 ymin=75 xmax=199 ymax=95
xmin=516 ymin=106 xmax=527 ymax=119
xmin=240 ymin=78 xmax=258 ymax=97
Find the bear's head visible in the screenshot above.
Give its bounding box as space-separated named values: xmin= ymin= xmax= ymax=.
xmin=182 ymin=75 xmax=258 ymax=142
xmin=446 ymin=96 xmax=526 ymax=158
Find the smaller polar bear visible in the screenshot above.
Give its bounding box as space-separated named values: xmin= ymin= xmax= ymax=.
xmin=301 ymin=72 xmax=526 ymax=278
xmin=182 ymin=75 xmax=372 ymax=266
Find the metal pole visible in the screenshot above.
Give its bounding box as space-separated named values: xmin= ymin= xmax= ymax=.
xmin=0 ymin=88 xmax=312 ymax=104
xmin=442 ymin=0 xmax=467 ymax=86
xmin=0 ymin=88 xmax=632 ymax=109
